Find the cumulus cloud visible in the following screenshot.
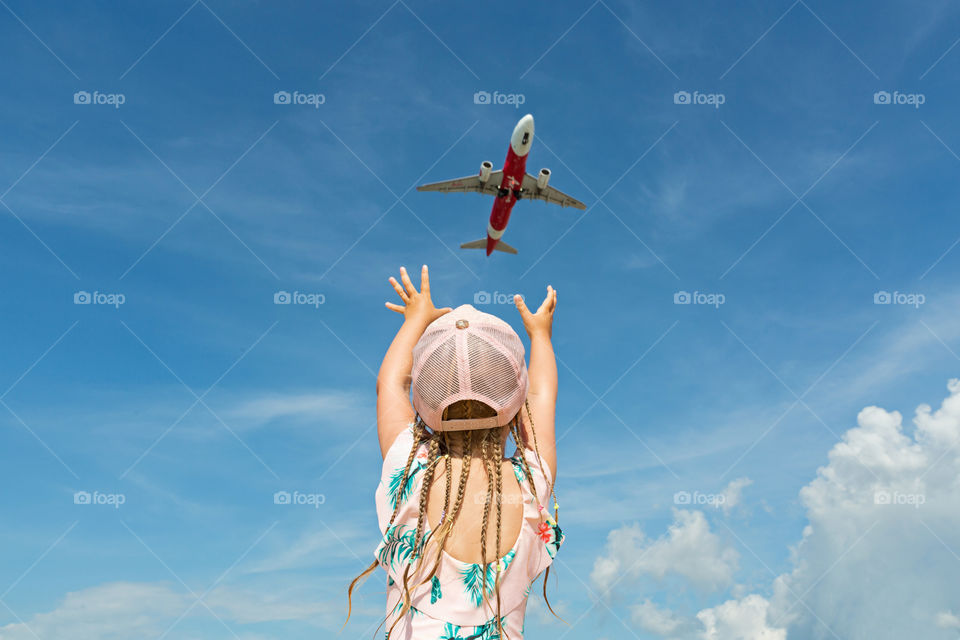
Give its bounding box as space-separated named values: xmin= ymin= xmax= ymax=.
xmin=594 ymin=379 xmax=960 ymax=640
xmin=624 ymin=594 xmax=785 ymax=640
xmin=591 ymin=509 xmax=739 ymax=594
xmin=767 ymin=379 xmax=960 ymax=639
xmin=697 ymin=595 xmax=786 ymax=640
xmin=631 ymin=598 xmax=690 ymax=636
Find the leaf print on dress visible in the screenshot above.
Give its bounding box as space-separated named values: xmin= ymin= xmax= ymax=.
xmin=509 ymin=455 xmax=526 ymax=486
xmin=430 ymin=575 xmax=442 ymax=604
xmin=470 ymin=614 xmax=508 ymax=640
xmin=459 ymin=548 xmax=517 ymax=606
xmin=459 ymin=563 xmax=487 ymax=607
xmin=440 ymin=621 xmax=464 ymax=639
xmin=387 ymin=453 xmax=427 ymax=509
xmin=376 ymin=525 xmax=426 ymax=570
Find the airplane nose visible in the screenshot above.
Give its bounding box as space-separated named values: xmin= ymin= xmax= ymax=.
xmin=511 ymin=114 xmax=535 ymax=155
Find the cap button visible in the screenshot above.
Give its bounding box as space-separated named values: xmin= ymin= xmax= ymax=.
xmin=455 ymin=319 xmax=469 ymax=330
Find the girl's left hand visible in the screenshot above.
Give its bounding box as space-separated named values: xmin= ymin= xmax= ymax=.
xmin=385 ymin=265 xmax=452 ymax=326
xmin=515 ymin=285 xmax=557 ymax=339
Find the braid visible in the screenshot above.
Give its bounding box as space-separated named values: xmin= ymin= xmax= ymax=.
xmin=345 ymin=419 xmax=427 ymax=631
xmin=514 ymin=405 xmax=563 ymax=621
xmin=353 ymin=403 xmax=561 ymax=637
xmin=494 ymin=429 xmax=504 ymax=638
xmin=391 ymin=425 xmax=442 ymax=638
xmin=495 ymin=438 xmax=503 ymax=566
xmin=451 ymin=430 xmax=473 ymax=525
xmin=479 ymin=431 xmax=490 ymax=583
xmin=419 ymin=429 xmax=473 ymax=584
xmin=388 ymin=419 xmax=428 ymax=529
xmin=441 ymin=432 xmax=452 ymax=525
xmin=510 ymin=419 xmax=540 ymax=507
xmin=413 ymin=435 xmax=440 ymax=554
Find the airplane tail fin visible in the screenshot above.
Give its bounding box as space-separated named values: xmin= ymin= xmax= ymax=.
xmin=459 ymin=238 xmax=518 ymax=254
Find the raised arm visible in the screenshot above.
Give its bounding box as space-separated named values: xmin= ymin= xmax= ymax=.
xmin=514 ymin=286 xmax=558 ymax=475
xmin=377 ymin=265 xmax=451 ymax=458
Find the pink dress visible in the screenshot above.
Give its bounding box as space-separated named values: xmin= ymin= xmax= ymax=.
xmin=374 ymin=425 xmax=564 ymax=639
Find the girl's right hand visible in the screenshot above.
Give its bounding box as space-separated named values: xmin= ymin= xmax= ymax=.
xmin=515 ymin=285 xmax=557 ymax=339
xmin=385 ymin=265 xmax=452 ymax=326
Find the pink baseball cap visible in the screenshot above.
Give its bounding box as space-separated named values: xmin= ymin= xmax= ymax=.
xmin=411 ymin=304 xmax=528 ymax=431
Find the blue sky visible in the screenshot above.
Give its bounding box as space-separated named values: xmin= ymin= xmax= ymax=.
xmin=3 ymin=1 xmax=960 ymax=638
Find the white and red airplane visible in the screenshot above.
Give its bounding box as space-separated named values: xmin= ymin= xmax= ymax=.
xmin=417 ymin=114 xmax=586 ymax=255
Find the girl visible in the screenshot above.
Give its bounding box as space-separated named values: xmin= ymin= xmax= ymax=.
xmin=347 ymin=265 xmax=563 ymax=639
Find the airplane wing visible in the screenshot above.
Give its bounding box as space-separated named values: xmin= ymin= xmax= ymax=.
xmin=521 ymin=174 xmax=587 ymax=210
xmin=416 ymin=171 xmax=503 ymax=197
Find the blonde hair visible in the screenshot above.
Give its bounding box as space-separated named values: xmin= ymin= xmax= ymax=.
xmin=345 ymin=400 xmax=560 ymax=638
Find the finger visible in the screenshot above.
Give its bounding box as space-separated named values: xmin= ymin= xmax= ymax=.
xmin=537 ymin=286 xmax=552 ymax=314
xmin=420 ymin=264 xmax=430 ymax=296
xmin=385 ymin=302 xmax=405 ymax=314
xmin=435 ymin=306 xmax=452 ymax=317
xmin=514 ymin=294 xmax=531 ymax=319
xmin=389 ymin=277 xmax=408 ymax=301
xmin=399 ymin=266 xmax=417 ymax=297
xmin=547 ymin=285 xmax=557 ymax=312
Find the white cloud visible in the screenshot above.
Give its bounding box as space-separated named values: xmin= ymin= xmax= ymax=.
xmin=591 ymin=509 xmax=739 ymax=594
xmin=0 ymin=580 xmax=334 ymax=639
xmin=720 ymin=477 xmax=752 ymax=515
xmin=592 ymin=379 xmax=960 ymax=640
xmin=204 ymin=584 xmax=328 ymax=624
xmin=228 ymin=390 xmax=363 ymax=428
xmin=245 ymin=523 xmax=369 ymax=573
xmin=696 ymin=595 xmax=786 ymax=640
xmin=631 ymin=598 xmax=688 ymax=636
xmin=524 ymin=592 xmax=569 ymax=627
xmin=0 ymin=582 xmax=186 ymax=640
xmin=768 ymin=379 xmax=960 ymax=639
xmin=936 ymin=610 xmax=960 ymax=629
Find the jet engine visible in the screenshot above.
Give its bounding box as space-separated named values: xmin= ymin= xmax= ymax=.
xmin=478 ymin=161 xmax=493 ymax=183
xmin=537 ymin=168 xmax=551 ymax=190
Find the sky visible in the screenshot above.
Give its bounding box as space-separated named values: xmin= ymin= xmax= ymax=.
xmin=2 ymin=1 xmax=960 ymax=638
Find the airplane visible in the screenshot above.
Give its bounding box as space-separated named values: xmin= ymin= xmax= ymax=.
xmin=417 ymin=114 xmax=586 ymax=255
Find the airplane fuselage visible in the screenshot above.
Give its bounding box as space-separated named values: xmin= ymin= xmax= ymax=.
xmin=486 ymin=114 xmax=534 ymax=255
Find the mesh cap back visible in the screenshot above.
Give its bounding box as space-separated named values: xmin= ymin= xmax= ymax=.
xmin=411 ymin=304 xmax=528 ymax=431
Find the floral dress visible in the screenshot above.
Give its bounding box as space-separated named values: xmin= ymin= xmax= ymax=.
xmin=374 ymin=426 xmax=564 ymax=639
